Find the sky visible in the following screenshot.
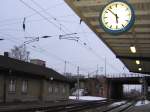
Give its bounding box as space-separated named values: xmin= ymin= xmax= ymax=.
xmin=0 ymin=0 xmax=130 ymax=75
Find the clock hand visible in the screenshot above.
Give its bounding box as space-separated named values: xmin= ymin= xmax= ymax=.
xmin=108 ymin=9 xmax=118 ymax=23
xmin=115 ymin=14 xmax=119 ymax=24
xmin=108 ymin=9 xmax=116 ymax=16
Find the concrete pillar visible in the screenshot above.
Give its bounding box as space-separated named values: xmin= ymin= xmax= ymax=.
xmin=143 ymin=77 xmax=148 ymax=99
xmin=141 ymin=76 xmax=148 ymax=101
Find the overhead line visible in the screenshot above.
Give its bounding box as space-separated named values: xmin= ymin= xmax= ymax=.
xmin=20 ymin=0 xmax=68 ymax=34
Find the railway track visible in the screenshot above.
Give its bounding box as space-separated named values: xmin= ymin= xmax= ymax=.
xmin=0 ymin=99 xmax=136 ymax=112
xmin=100 ymin=100 xmax=136 ymax=112
xmin=0 ymin=99 xmax=114 ymax=112
xmin=44 ymin=99 xmax=113 ymax=112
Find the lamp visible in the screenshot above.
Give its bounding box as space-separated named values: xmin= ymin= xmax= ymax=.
xmin=130 ymin=46 xmax=136 ymax=53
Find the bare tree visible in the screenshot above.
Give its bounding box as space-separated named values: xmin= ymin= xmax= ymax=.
xmin=10 ymin=45 xmax=30 ymax=62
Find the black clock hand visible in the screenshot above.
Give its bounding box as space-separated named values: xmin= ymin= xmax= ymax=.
xmin=108 ymin=9 xmax=116 ymax=16
xmin=108 ymin=9 xmax=118 ymax=23
xmin=116 ymin=14 xmax=119 ymax=23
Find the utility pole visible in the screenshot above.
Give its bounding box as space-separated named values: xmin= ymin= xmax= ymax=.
xmin=77 ymin=66 xmax=80 ymax=100
xmin=105 ymin=57 xmax=107 ymax=77
xmin=96 ymin=64 xmax=99 ymax=76
xmin=64 ymin=61 xmax=67 ymax=76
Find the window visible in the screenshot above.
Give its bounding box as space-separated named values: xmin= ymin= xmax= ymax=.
xmin=62 ymin=87 xmax=66 ymax=94
xmin=9 ymin=79 xmax=16 ymax=92
xmin=22 ymin=80 xmax=28 ymax=93
xmin=54 ymin=86 xmax=58 ymax=93
xmin=48 ymin=84 xmax=53 ymax=93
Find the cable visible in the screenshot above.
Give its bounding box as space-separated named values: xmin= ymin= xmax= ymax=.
xmin=3 ymin=0 xmax=122 ymax=74
xmin=20 ymin=0 xmax=68 ymax=34
xmin=0 ymin=32 xmax=90 ymax=74
xmin=29 ymin=0 xmax=121 ymax=73
xmin=0 ymin=2 xmax=64 ymax=23
xmin=30 ymin=0 xmax=72 ymax=33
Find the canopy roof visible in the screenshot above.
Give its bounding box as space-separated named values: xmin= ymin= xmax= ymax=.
xmin=65 ymin=0 xmax=150 ymax=74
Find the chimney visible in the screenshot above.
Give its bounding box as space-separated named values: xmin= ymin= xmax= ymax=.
xmin=4 ymin=52 xmax=9 ymax=57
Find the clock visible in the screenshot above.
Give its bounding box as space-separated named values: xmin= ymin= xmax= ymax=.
xmin=99 ymin=0 xmax=135 ymax=35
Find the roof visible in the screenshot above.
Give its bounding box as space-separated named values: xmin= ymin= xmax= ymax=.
xmin=0 ymin=55 xmax=68 ymax=82
xmin=65 ymin=0 xmax=150 ymax=74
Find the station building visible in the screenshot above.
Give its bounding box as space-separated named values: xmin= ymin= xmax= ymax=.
xmin=0 ymin=53 xmax=69 ymax=103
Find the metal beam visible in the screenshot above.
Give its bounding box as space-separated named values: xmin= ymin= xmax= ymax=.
xmin=116 ymin=55 xmax=150 ymax=62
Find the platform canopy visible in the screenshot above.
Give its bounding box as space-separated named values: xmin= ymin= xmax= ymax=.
xmin=65 ymin=0 xmax=150 ymax=74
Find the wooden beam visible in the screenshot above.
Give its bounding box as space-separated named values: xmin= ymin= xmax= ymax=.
xmin=83 ymin=11 xmax=150 ymax=18
xmin=116 ymin=55 xmax=150 ymax=62
xmin=95 ymin=28 xmax=150 ymax=35
xmin=130 ymin=71 xmax=150 ymax=75
xmin=91 ymin=20 xmax=150 ymax=27
xmin=73 ymin=0 xmax=150 ymax=7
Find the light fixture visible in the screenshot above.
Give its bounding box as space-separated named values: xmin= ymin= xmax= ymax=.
xmin=136 ymin=60 xmax=140 ymax=65
xmin=130 ymin=46 xmax=136 ymax=53
xmin=138 ymin=68 xmax=142 ymax=71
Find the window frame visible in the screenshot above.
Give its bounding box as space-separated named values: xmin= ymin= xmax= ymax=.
xmin=48 ymin=83 xmax=53 ymax=94
xmin=21 ymin=80 xmax=28 ymax=94
xmin=8 ymin=79 xmax=16 ymax=93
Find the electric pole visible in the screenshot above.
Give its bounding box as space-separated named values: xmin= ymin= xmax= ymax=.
xmin=77 ymin=66 xmax=80 ymax=100
xmin=96 ymin=64 xmax=99 ymax=76
xmin=64 ymin=61 xmax=67 ymax=76
xmin=105 ymin=57 xmax=107 ymax=77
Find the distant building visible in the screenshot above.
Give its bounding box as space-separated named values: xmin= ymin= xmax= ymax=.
xmin=0 ymin=53 xmax=69 ymax=103
xmin=70 ymin=76 xmax=108 ymax=97
xmin=30 ymin=59 xmax=46 ymax=67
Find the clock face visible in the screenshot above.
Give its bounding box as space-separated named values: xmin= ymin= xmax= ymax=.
xmin=100 ymin=1 xmax=135 ymax=34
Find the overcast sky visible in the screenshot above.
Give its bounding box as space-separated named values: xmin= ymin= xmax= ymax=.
xmin=0 ymin=0 xmax=130 ymax=75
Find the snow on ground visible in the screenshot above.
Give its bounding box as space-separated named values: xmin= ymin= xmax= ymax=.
xmin=109 ymin=101 xmax=126 ymax=107
xmin=69 ymin=96 xmax=106 ymax=101
xmin=135 ymin=100 xmax=150 ymax=106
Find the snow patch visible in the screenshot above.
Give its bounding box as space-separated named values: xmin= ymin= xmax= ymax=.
xmin=135 ymin=100 xmax=150 ymax=106
xmin=110 ymin=101 xmax=126 ymax=107
xmin=69 ymin=96 xmax=106 ymax=101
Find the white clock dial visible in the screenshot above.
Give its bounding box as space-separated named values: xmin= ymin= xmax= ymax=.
xmin=101 ymin=1 xmax=132 ymax=31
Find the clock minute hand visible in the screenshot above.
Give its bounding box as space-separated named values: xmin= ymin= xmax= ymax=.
xmin=108 ymin=9 xmax=116 ymax=16
xmin=108 ymin=9 xmax=119 ymax=23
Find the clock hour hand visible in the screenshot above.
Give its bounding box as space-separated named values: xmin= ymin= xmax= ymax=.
xmin=116 ymin=14 xmax=119 ymax=23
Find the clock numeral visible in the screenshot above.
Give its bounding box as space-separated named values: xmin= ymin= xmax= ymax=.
xmin=104 ymin=17 xmax=108 ymax=19
xmin=126 ymin=20 xmax=129 ymax=22
xmin=122 ymin=24 xmax=125 ymax=28
xmin=116 ymin=25 xmax=118 ymax=29
xmin=116 ymin=4 xmax=117 ymax=8
xmin=110 ymin=25 xmax=112 ymax=28
xmin=105 ymin=11 xmax=108 ymax=13
xmin=110 ymin=6 xmax=112 ymax=9
xmin=105 ymin=22 xmax=108 ymax=25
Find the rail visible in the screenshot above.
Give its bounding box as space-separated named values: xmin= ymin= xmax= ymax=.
xmin=0 ymin=99 xmax=114 ymax=112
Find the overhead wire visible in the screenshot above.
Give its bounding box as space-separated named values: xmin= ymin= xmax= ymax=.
xmin=19 ymin=0 xmax=69 ymax=34
xmin=0 ymin=2 xmax=65 ymax=23
xmin=30 ymin=0 xmax=73 ymax=33
xmin=0 ymin=32 xmax=66 ymax=72
xmin=0 ymin=0 xmax=122 ymax=74
xmin=0 ymin=31 xmax=90 ymax=74
xmin=19 ymin=0 xmax=122 ymax=73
